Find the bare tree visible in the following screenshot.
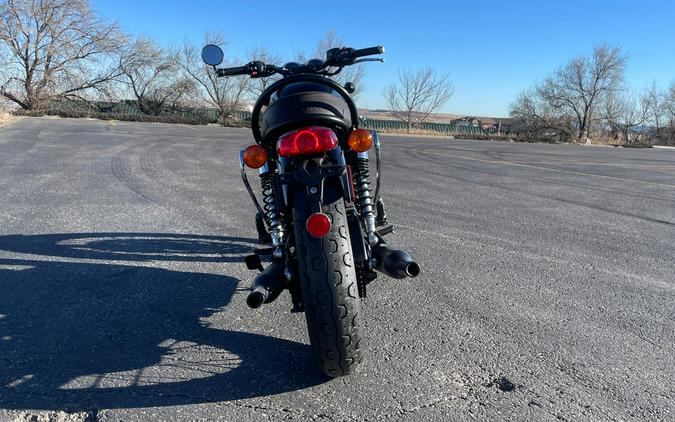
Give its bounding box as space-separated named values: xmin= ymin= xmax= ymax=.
xmin=0 ymin=0 xmax=125 ymax=109
xmin=179 ymin=33 xmax=249 ymax=123
xmin=542 ymin=44 xmax=626 ymax=142
xmin=119 ymin=38 xmax=194 ymax=115
xmin=643 ymin=82 xmax=666 ymax=141
xmin=509 ymin=88 xmax=574 ymax=141
xmin=510 ymin=44 xmax=626 ymax=143
xmin=383 ymin=67 xmax=454 ymax=132
xmin=667 ymin=82 xmax=675 ymax=118
xmin=600 ymin=90 xmax=648 ymax=143
xmin=509 ymin=90 xmax=540 ymax=139
xmin=246 ymin=45 xmax=281 ymax=100
xmin=664 ymin=81 xmax=675 ymax=145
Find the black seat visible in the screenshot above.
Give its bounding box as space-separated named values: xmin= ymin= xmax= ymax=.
xmin=260 ymin=81 xmax=352 ymax=142
xmin=279 ymin=82 xmax=333 ymax=96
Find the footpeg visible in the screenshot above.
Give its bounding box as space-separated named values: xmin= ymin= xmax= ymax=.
xmin=245 ymin=254 xmax=264 ymax=272
xmin=376 ymin=225 xmax=394 ymax=237
xmin=376 ymin=198 xmax=388 ymax=226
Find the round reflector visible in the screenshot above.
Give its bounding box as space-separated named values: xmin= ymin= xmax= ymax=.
xmin=243 ymin=145 xmax=268 ymax=169
xmin=306 ymin=213 xmax=331 ymax=238
xmin=348 ymin=129 xmax=373 ymax=152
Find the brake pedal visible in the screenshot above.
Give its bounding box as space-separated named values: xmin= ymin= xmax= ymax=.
xmin=245 ymin=254 xmax=264 ymax=272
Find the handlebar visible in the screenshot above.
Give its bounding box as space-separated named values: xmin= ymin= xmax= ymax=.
xmin=213 ymin=45 xmax=384 ymax=78
xmin=353 ymin=46 xmax=385 ymax=58
xmin=217 ymin=65 xmax=250 ymax=77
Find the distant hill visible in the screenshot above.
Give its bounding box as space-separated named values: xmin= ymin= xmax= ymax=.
xmin=359 ymin=109 xmax=510 ymax=124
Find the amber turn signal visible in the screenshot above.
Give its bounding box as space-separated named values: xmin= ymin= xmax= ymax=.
xmin=348 ymin=129 xmax=373 ymax=152
xmin=243 ymin=145 xmax=268 ymax=169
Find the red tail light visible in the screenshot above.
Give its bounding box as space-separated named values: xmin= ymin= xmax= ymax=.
xmin=277 ymin=126 xmax=338 ymax=157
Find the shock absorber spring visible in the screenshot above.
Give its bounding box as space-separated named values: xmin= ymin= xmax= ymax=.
xmin=352 ymin=152 xmax=378 ymax=246
xmin=260 ymin=170 xmax=277 ymax=226
xmin=259 ymin=165 xmax=285 ymax=254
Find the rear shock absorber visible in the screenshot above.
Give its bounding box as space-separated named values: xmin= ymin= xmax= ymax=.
xmin=259 ymin=164 xmax=285 ymax=258
xmin=352 ymin=151 xmax=378 ymax=246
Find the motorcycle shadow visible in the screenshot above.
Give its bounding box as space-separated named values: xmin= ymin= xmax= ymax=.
xmin=0 ymin=233 xmax=326 ymax=410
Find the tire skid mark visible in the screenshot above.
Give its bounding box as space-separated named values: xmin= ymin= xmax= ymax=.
xmin=415 ymin=147 xmax=675 ymax=225
xmin=109 ymin=143 xmax=229 ymax=232
xmin=392 ymin=146 xmax=675 ymax=226
xmin=483 ymin=149 xmax=675 ymax=171
xmin=422 ymin=147 xmax=675 ymax=189
xmin=110 ymin=145 xmax=158 ymax=206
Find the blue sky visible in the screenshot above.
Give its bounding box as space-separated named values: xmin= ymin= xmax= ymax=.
xmin=91 ymin=0 xmax=675 ymax=117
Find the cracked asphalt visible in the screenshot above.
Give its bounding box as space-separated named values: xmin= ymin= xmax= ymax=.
xmin=0 ymin=117 xmax=673 ymax=421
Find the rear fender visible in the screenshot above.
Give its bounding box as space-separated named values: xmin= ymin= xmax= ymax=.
xmin=277 ymin=149 xmax=353 ymax=211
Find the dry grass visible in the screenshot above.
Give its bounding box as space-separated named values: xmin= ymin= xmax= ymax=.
xmin=377 ymin=128 xmax=456 ymax=137
xmin=376 ymin=127 xmax=499 ymax=141
xmin=0 ymin=108 xmax=15 ymax=126
xmin=590 ymin=136 xmax=652 ymax=148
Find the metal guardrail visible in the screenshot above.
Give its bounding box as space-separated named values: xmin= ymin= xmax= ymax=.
xmin=360 ymin=118 xmax=488 ymax=136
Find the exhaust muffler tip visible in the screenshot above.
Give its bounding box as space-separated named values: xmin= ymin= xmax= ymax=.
xmin=246 ymin=289 xmax=266 ymax=309
xmin=406 ymin=261 xmax=421 ymax=278
xmin=245 ymin=260 xmax=286 ymax=309
xmin=372 ymin=244 xmax=420 ymax=279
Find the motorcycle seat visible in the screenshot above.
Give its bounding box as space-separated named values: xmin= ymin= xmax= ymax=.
xmin=260 ymin=82 xmax=352 ymax=143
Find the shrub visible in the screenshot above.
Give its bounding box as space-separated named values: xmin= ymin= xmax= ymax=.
xmin=12 ymin=108 xmax=220 ymax=126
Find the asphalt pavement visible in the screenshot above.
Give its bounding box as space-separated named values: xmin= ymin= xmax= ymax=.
xmin=0 ymin=117 xmax=673 ymax=421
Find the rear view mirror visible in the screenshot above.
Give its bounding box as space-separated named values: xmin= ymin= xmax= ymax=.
xmin=201 ymin=44 xmax=224 ymax=66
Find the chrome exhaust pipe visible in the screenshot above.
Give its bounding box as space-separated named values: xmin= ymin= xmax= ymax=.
xmin=371 ymin=244 xmax=420 ymax=279
xmin=246 ymin=261 xmax=286 ymax=309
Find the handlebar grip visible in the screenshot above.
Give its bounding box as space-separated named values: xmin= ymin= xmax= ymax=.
xmin=217 ymin=65 xmax=249 ymax=76
xmin=353 ymin=46 xmax=384 ymax=58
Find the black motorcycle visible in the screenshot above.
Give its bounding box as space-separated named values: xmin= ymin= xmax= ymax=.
xmin=201 ymin=44 xmax=419 ymax=377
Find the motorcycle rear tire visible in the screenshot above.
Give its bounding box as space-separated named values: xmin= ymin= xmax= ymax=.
xmin=293 ymin=199 xmax=364 ymax=377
